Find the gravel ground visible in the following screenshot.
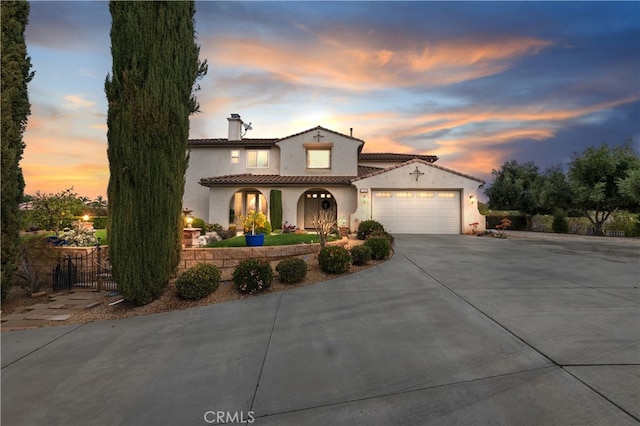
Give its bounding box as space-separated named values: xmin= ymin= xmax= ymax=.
xmin=2 ymin=240 xmax=385 ymax=327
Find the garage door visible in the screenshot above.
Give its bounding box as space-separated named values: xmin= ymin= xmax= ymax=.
xmin=372 ymin=190 xmax=460 ymax=234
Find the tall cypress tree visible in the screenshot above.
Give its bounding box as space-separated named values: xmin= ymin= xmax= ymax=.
xmin=105 ymin=1 xmax=207 ymax=304
xmin=1 ymin=1 xmax=34 ymax=300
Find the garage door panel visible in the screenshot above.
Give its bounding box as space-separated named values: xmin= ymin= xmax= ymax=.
xmin=373 ymin=190 xmax=460 ymax=234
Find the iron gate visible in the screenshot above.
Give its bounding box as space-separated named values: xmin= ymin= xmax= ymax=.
xmin=53 ymin=245 xmax=116 ymax=291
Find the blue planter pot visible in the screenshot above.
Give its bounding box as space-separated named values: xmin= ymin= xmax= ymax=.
xmin=245 ymin=233 xmax=265 ymax=247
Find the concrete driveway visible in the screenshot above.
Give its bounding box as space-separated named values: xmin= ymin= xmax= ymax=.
xmin=2 ymin=234 xmax=639 ymax=425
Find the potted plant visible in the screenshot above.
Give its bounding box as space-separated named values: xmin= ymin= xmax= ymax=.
xmin=338 ymin=216 xmax=349 ymax=237
xmin=242 ymin=210 xmax=268 ymax=246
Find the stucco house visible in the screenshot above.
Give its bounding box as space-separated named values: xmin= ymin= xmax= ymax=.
xmin=183 ymin=114 xmax=485 ymax=234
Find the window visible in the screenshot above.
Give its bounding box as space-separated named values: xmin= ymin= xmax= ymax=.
xmin=246 ymin=150 xmax=269 ymax=168
xmin=230 ymin=150 xmax=240 ymax=164
xmin=307 ymin=149 xmax=331 ymax=169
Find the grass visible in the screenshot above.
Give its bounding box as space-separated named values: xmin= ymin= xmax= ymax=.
xmin=95 ymin=229 xmax=107 ymax=243
xmin=207 ymin=232 xmax=337 ymax=248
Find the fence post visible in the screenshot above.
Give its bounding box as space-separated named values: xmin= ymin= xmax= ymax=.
xmin=66 ymin=255 xmax=73 ymax=290
xmin=97 ymin=245 xmax=102 ymax=291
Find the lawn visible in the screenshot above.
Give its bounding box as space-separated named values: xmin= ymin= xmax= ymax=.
xmin=207 ymin=233 xmax=336 ymax=248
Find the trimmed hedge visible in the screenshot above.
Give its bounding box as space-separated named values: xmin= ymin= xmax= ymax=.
xmin=175 ymin=263 xmax=221 ymax=300
xmin=233 ymin=258 xmax=273 ymax=294
xmin=356 ymin=220 xmax=385 ymax=240
xmin=275 ymin=257 xmax=307 ymax=284
xmin=318 ymin=246 xmax=351 ymax=273
xmin=365 ymin=237 xmax=391 ymax=260
xmin=350 ymin=245 xmax=372 ymax=266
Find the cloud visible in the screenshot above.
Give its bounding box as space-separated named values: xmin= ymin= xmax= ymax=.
xmin=205 ymin=32 xmax=554 ymax=92
xmin=64 ymin=95 xmax=97 ymax=110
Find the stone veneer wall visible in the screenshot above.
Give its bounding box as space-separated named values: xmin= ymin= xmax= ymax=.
xmin=26 ymin=238 xmax=348 ymax=287
xmin=180 ymin=238 xmax=348 ymax=281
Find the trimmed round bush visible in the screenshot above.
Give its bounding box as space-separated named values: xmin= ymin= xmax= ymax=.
xmin=365 ymin=237 xmax=391 ymax=260
xmin=369 ymin=229 xmax=394 ymax=245
xmin=233 ymin=258 xmax=273 ymax=294
xmin=356 ymin=220 xmax=385 ymax=240
xmin=175 ymin=263 xmax=221 ymax=300
xmin=318 ymin=246 xmax=352 ymax=274
xmin=190 ymin=217 xmax=207 ymax=234
xmin=350 ymin=244 xmax=372 ymax=266
xmin=275 ymin=257 xmax=307 ymax=284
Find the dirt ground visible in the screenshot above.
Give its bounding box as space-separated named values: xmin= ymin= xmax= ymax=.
xmin=1 ymin=252 xmax=387 ymax=327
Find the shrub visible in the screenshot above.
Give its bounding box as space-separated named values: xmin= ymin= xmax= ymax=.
xmin=365 ymin=237 xmax=391 ymax=260
xmin=552 ymin=209 xmax=569 ymax=234
xmin=486 ymin=215 xmax=527 ymax=230
xmin=275 ymin=257 xmax=307 ymax=284
xmin=356 ymin=220 xmax=385 ymax=240
xmin=233 ymin=258 xmax=273 ymax=294
xmin=318 ymin=246 xmax=351 ymax=273
xmin=369 ymin=229 xmax=394 ymax=245
xmin=59 ymin=221 xmax=98 ymax=247
xmin=350 ymin=245 xmax=372 ymax=266
xmin=207 ymin=223 xmax=224 ymax=233
xmin=190 ymin=217 xmax=207 ymax=234
xmin=175 ymin=263 xmax=221 ymax=300
xmin=604 ymin=211 xmax=640 ymax=237
xmin=91 ymin=216 xmax=107 ymax=230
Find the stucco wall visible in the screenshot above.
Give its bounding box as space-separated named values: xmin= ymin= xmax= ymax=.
xmin=277 ymin=130 xmax=362 ymax=176
xmin=184 ymin=146 xmax=281 ymax=221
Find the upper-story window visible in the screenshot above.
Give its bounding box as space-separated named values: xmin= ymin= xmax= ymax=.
xmin=305 ymin=143 xmax=333 ymax=169
xmin=246 ymin=149 xmax=269 ymax=168
xmin=230 ymin=150 xmax=240 ymax=164
xmin=307 ymin=149 xmax=331 ymax=169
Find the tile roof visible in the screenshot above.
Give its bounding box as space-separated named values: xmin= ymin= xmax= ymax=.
xmin=189 ymin=126 xmax=363 ymax=148
xmin=200 ymin=174 xmax=355 ymax=187
xmin=199 ymin=160 xmax=483 ymax=187
xmin=188 ymin=138 xmax=278 ymax=147
xmin=359 ymin=153 xmax=438 ymax=163
xmin=278 ymin=126 xmax=365 ymax=143
xmin=200 ymin=165 xmax=382 ymax=187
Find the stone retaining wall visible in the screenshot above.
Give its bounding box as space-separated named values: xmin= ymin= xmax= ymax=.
xmin=24 ymin=238 xmax=349 ymax=287
xmin=179 ymin=237 xmax=348 ymax=281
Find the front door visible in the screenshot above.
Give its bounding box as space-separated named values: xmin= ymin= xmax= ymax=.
xmin=304 ymin=191 xmax=336 ymax=229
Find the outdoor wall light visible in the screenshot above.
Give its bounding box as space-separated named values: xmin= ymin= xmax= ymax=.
xmin=469 ymin=195 xmax=475 ymax=204
xmin=83 ymin=214 xmax=90 ymax=222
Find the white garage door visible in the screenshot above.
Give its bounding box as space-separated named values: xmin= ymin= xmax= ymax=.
xmin=372 ymin=190 xmax=461 ymax=234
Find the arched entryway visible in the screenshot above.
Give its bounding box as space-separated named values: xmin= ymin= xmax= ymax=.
xmin=229 ymin=189 xmax=267 ymax=229
xmin=302 ymin=189 xmax=337 ymax=229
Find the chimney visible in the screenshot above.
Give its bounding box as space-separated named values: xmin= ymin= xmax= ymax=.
xmin=227 ymin=113 xmax=243 ymax=141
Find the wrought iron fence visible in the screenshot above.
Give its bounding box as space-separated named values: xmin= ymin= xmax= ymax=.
xmin=52 ymin=245 xmax=116 ymax=291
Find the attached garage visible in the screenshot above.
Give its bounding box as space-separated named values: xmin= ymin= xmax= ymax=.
xmin=372 ymin=190 xmax=461 ymax=234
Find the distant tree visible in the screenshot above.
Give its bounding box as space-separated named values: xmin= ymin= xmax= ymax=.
xmin=23 ymin=188 xmax=85 ymax=236
xmin=485 ymin=160 xmax=542 ymax=229
xmin=567 ymin=141 xmax=640 ymax=235
xmin=105 ymin=1 xmax=207 ymax=304
xmin=1 ymin=0 xmax=35 ymax=300
xmin=617 ymin=168 xmax=640 ymax=205
xmin=537 ymin=165 xmax=574 ymax=214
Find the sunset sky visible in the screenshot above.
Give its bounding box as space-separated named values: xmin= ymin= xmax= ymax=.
xmin=22 ymin=1 xmax=640 ymax=200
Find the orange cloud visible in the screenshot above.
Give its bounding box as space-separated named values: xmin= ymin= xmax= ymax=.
xmin=205 ymin=33 xmax=554 ymax=91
